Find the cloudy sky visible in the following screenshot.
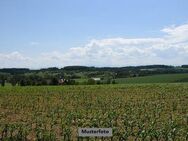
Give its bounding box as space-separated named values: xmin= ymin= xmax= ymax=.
xmin=0 ymin=0 xmax=188 ymax=68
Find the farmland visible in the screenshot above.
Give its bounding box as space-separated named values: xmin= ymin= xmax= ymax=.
xmin=1 ymin=65 xmax=188 ymax=86
xmin=116 ymin=73 xmax=188 ymax=84
xmin=0 ymin=84 xmax=188 ymax=140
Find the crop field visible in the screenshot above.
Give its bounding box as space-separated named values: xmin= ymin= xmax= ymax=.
xmin=0 ymin=84 xmax=188 ymax=141
xmin=116 ymin=73 xmax=188 ymax=84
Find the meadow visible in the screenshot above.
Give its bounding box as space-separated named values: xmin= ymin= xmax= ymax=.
xmin=0 ymin=84 xmax=188 ymax=141
xmin=116 ymin=73 xmax=188 ymax=84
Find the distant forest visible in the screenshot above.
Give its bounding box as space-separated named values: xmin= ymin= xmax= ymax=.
xmin=0 ymin=65 xmax=188 ymax=86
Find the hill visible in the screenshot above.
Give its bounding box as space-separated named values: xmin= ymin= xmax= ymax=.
xmin=116 ymin=73 xmax=188 ymax=84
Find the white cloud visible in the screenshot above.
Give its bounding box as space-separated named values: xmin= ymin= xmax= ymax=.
xmin=162 ymin=24 xmax=188 ymax=43
xmin=0 ymin=52 xmax=32 ymax=68
xmin=1 ymin=23 xmax=188 ymax=68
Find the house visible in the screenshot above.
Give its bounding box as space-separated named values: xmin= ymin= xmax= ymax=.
xmin=58 ymin=78 xmax=66 ymax=85
xmin=91 ymin=77 xmax=101 ymax=81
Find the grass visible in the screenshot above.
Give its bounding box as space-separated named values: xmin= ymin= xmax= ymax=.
xmin=74 ymin=78 xmax=88 ymax=83
xmin=116 ymin=73 xmax=188 ymax=84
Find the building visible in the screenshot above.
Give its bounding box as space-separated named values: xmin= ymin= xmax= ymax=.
xmin=91 ymin=77 xmax=101 ymax=81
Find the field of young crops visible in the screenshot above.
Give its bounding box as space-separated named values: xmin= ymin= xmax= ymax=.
xmin=0 ymin=84 xmax=188 ymax=141
xmin=116 ymin=73 xmax=188 ymax=84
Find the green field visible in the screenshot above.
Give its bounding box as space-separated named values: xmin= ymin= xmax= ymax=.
xmin=0 ymin=84 xmax=188 ymax=140
xmin=116 ymin=73 xmax=188 ymax=84
xmin=74 ymin=78 xmax=88 ymax=83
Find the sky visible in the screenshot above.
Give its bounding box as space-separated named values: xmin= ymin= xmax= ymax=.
xmin=0 ymin=0 xmax=188 ymax=68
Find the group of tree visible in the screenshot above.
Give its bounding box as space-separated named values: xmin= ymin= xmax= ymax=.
xmin=0 ymin=73 xmax=77 ymax=86
xmin=1 ymin=65 xmax=188 ymax=86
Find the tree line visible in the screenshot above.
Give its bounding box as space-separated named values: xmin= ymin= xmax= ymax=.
xmin=1 ymin=65 xmax=188 ymax=86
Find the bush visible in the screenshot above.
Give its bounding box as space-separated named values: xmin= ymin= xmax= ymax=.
xmin=87 ymin=79 xmax=96 ymax=85
xmin=50 ymin=78 xmax=59 ymax=85
xmin=112 ymin=79 xmax=116 ymax=84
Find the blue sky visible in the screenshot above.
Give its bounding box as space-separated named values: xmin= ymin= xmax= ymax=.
xmin=0 ymin=0 xmax=188 ymax=68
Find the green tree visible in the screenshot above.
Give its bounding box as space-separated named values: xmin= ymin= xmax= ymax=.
xmin=87 ymin=79 xmax=95 ymax=85
xmin=50 ymin=77 xmax=59 ymax=85
xmin=1 ymin=79 xmax=5 ymax=86
xmin=9 ymin=75 xmax=17 ymax=86
xmin=0 ymin=74 xmax=6 ymax=87
xmin=106 ymin=78 xmax=111 ymax=84
xmin=112 ymin=79 xmax=116 ymax=84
